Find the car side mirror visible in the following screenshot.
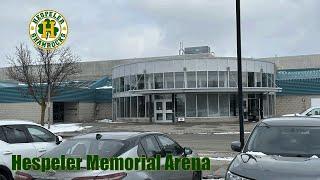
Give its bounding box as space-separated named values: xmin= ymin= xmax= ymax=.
xmin=231 ymin=141 xmax=242 ymax=152
xmin=183 ymin=147 xmax=193 ymax=156
xmin=56 ymin=136 xmax=63 ymax=145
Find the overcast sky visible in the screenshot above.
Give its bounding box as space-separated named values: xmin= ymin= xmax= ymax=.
xmin=0 ymin=0 xmax=320 ymax=67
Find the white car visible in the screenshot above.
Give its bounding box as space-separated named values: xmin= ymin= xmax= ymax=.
xmin=282 ymin=106 xmax=320 ymax=117
xmin=0 ymin=120 xmax=62 ymax=180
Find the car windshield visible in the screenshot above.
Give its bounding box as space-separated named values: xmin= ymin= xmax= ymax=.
xmin=245 ymin=124 xmax=320 ymax=157
xmin=44 ymin=139 xmax=125 ymax=159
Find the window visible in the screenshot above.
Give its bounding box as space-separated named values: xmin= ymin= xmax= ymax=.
xmin=144 ymin=74 xmax=154 ymax=89
xmin=164 ymin=72 xmax=174 ymax=88
xmin=262 ymin=73 xmax=268 ymax=87
xmin=119 ymin=97 xmax=124 ymax=118
xmin=208 ymin=94 xmax=218 ymax=117
xmin=256 ymin=72 xmax=262 ymax=87
xmin=125 ymin=97 xmax=130 ymax=118
xmin=186 ymin=94 xmax=196 ymax=117
xmin=242 ymin=72 xmax=248 ymax=87
xmin=175 ymin=72 xmax=184 ymax=88
xmin=137 ymin=74 xmax=144 ymax=90
xmin=154 ymin=73 xmax=163 ymax=89
xmin=130 ymin=96 xmax=137 ymax=117
xmin=2 ymin=125 xmax=28 ymax=143
xmin=0 ymin=127 xmax=7 ymax=142
xmin=157 ymin=135 xmax=183 ymax=156
xmin=219 ymin=94 xmax=229 ymax=116
xmin=130 ymin=75 xmax=137 ymax=90
xmin=248 ymin=72 xmax=255 ymax=87
xmin=268 ymin=74 xmax=273 ymax=87
xmin=197 ymin=71 xmax=207 ymax=88
xmin=138 ymin=96 xmax=145 ymax=117
xmin=219 ymin=71 xmax=227 ymax=87
xmin=175 ymin=94 xmax=185 ymax=117
xmin=186 ymin=71 xmax=196 ymax=88
xmin=124 ymin=76 xmax=130 ymax=91
xmin=230 ymin=95 xmax=238 ymax=116
xmin=119 ymin=77 xmax=124 ymax=92
xmin=26 ymin=125 xmax=55 ymax=142
xmin=208 ymin=71 xmax=218 ymax=87
xmin=197 ymin=94 xmax=207 ymax=117
xmin=140 ymin=136 xmax=162 ymax=157
xmin=229 ymin=71 xmax=238 ymax=87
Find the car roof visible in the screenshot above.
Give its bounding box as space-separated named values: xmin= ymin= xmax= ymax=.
xmin=262 ymin=117 xmax=320 ymax=127
xmin=0 ymin=119 xmax=38 ymax=126
xmin=73 ymin=131 xmax=163 ymax=140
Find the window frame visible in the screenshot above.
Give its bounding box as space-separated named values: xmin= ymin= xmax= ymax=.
xmin=155 ymin=134 xmax=184 ymax=156
xmin=25 ymin=125 xmax=56 ymax=143
xmin=1 ymin=125 xmax=32 ymax=144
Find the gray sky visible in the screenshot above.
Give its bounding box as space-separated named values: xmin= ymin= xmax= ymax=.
xmin=1 ymin=0 xmax=320 ymax=67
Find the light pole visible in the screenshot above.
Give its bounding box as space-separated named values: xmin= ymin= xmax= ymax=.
xmin=236 ymin=0 xmax=245 ymax=148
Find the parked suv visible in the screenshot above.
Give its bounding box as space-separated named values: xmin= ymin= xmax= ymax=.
xmin=0 ymin=120 xmax=62 ymax=180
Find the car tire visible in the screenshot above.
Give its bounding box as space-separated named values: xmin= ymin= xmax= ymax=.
xmin=192 ymin=171 xmax=202 ymax=180
xmin=0 ymin=173 xmax=8 ymax=180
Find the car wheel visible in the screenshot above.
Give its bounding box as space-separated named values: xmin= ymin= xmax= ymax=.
xmin=192 ymin=171 xmax=202 ymax=180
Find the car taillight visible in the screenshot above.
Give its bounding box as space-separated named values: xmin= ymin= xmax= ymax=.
xmin=72 ymin=172 xmax=127 ymax=180
xmin=14 ymin=171 xmax=33 ymax=180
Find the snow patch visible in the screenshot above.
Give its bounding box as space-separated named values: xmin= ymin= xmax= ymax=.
xmin=310 ymin=155 xmax=318 ymax=159
xmin=44 ymin=123 xmax=92 ymax=133
xmin=246 ymin=151 xmax=267 ymax=156
xmin=214 ymin=132 xmax=251 ymax=135
xmin=98 ymin=119 xmax=124 ymax=123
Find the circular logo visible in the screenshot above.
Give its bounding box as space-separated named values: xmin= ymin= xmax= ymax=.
xmin=29 ymin=10 xmax=68 ymax=49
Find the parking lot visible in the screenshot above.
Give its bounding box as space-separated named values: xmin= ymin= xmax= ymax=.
xmin=56 ymin=120 xmax=256 ymax=178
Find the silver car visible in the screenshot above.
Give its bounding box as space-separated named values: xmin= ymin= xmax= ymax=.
xmin=15 ymin=132 xmax=201 ymax=180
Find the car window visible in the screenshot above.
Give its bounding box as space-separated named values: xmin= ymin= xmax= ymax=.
xmin=2 ymin=125 xmax=29 ymax=144
xmin=0 ymin=127 xmax=7 ymax=142
xmin=26 ymin=125 xmax=56 ymax=142
xmin=140 ymin=136 xmax=162 ymax=157
xmin=308 ymin=108 xmax=320 ymax=116
xmin=157 ymin=135 xmax=184 ymax=156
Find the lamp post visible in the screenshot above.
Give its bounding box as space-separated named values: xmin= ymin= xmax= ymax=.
xmin=236 ymin=0 xmax=245 ymax=148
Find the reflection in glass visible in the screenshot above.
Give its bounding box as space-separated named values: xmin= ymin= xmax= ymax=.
xmin=186 ymin=94 xmax=196 ymax=117
xmin=229 ymin=71 xmax=238 ymax=87
xmin=208 ymin=71 xmax=218 ymax=87
xmin=197 ymin=71 xmax=207 ymax=88
xmin=219 ymin=71 xmax=227 ymax=87
xmin=186 ymin=72 xmax=196 ymax=88
xmin=197 ymin=94 xmax=207 ymax=117
xmin=175 ymin=94 xmax=185 ymax=117
xmin=208 ymin=94 xmax=218 ymax=117
xmin=154 ymin=73 xmax=163 ymax=89
xmin=164 ymin=72 xmax=174 ymax=88
xmin=130 ymin=96 xmax=137 ymax=117
xmin=219 ymin=94 xmax=229 ymax=116
xmin=175 ymin=72 xmax=185 ymax=88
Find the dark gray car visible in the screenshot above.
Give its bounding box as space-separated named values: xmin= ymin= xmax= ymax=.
xmin=226 ymin=117 xmax=320 ymax=180
xmin=15 ymin=131 xmax=201 ymax=180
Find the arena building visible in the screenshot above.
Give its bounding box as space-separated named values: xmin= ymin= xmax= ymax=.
xmin=0 ymin=46 xmax=320 ymax=123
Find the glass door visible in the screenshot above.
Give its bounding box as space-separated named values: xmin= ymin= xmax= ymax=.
xmin=154 ymin=98 xmax=173 ymax=122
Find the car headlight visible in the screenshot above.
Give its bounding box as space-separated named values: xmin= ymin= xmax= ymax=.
xmin=226 ymin=171 xmax=251 ymax=180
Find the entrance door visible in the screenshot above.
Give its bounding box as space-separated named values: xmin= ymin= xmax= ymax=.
xmin=154 ymin=99 xmax=173 ymax=122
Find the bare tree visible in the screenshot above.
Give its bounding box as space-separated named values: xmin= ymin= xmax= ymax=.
xmin=6 ymin=43 xmax=81 ymax=125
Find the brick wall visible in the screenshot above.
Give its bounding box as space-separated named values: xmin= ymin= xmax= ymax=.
xmin=276 ymin=95 xmax=320 ymax=116
xmin=0 ymin=102 xmax=52 ymax=123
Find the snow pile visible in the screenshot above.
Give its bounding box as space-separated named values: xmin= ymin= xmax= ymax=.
xmin=44 ymin=123 xmax=92 ymax=133
xmin=96 ymin=86 xmax=112 ymax=89
xmin=208 ymin=157 xmax=234 ymax=161
xmin=246 ymin=151 xmax=267 ymax=156
xmin=310 ymin=155 xmax=319 ymax=159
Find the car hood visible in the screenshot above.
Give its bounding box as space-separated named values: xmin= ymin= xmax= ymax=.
xmin=25 ymin=170 xmax=103 ymax=180
xmin=229 ymin=153 xmax=320 ymax=180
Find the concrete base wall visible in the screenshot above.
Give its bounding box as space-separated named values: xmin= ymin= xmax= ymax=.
xmin=116 ymin=117 xmax=239 ymax=123
xmin=276 ymin=95 xmax=320 ymax=116
xmin=0 ymin=102 xmax=52 ymax=123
